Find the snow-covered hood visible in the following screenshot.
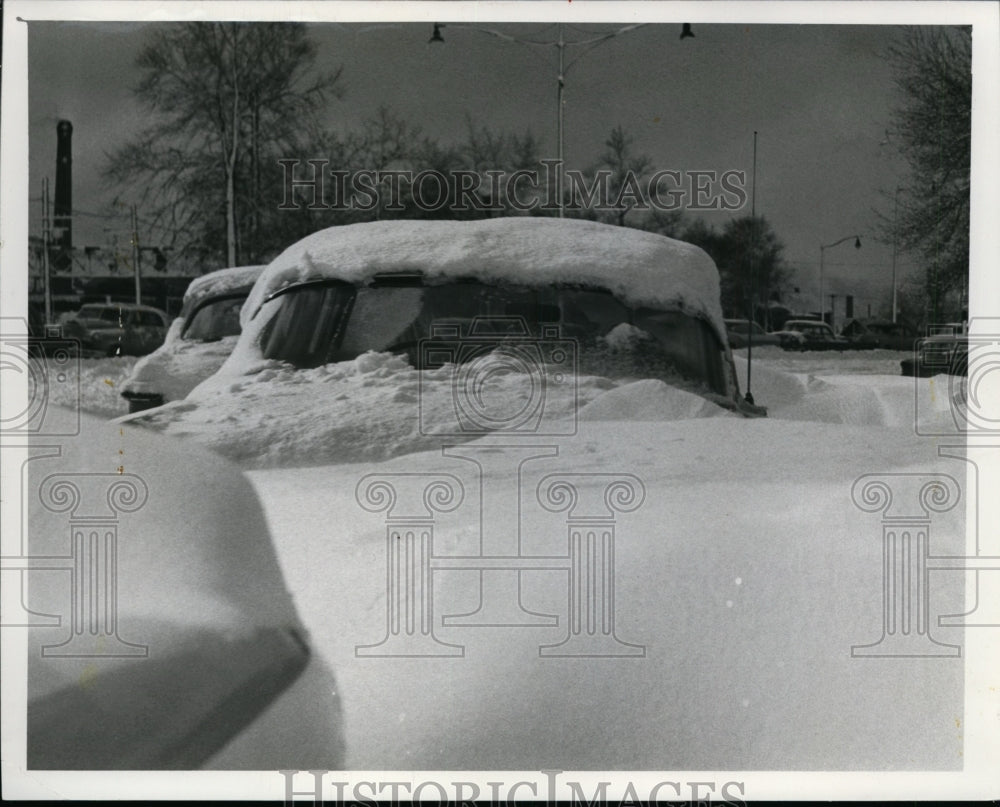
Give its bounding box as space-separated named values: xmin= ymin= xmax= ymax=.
xmin=121 ymin=330 xmax=241 ymax=401
xmin=240 ymin=218 xmax=726 ymax=341
xmin=121 ymin=266 xmax=264 ymax=402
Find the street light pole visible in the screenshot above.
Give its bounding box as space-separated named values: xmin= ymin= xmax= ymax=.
xmin=819 ymin=234 xmax=861 ymax=326
xmin=431 ymin=22 xmax=662 ymax=217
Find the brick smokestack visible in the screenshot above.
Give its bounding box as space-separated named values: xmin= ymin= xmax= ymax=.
xmin=54 ymin=119 xmax=73 ymax=269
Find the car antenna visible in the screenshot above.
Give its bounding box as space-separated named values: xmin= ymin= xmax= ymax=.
xmin=745 ymin=130 xmax=758 ymax=406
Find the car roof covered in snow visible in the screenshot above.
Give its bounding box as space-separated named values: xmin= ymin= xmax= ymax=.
xmin=184 ymin=264 xmax=267 ymax=305
xmin=243 ymin=218 xmax=725 ymax=340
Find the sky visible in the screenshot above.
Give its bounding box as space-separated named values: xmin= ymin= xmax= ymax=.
xmin=26 ymin=16 xmax=954 ymax=316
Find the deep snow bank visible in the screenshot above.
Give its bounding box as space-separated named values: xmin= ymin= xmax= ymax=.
xmin=128 ymin=350 xmax=733 ymax=468
xmin=734 ymin=354 xmax=964 ymax=431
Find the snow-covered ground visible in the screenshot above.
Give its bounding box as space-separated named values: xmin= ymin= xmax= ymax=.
xmin=48 ymin=355 xmax=138 ymax=419
xmin=244 ymin=417 xmax=964 ymax=770
xmin=230 ymin=346 xmax=962 ymax=769
xmin=64 ymin=348 xmax=917 ymax=426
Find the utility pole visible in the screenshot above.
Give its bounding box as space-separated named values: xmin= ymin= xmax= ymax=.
xmin=557 ymin=23 xmax=565 ymax=218
xmin=41 ymin=178 xmax=53 ymax=324
xmin=819 ymin=234 xmax=861 ymax=326
xmin=891 ymin=187 xmax=899 ymax=323
xmin=745 ymin=130 xmax=758 ymax=406
xmin=130 ymin=205 xmax=141 ymax=305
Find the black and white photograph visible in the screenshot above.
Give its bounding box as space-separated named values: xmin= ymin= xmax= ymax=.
xmin=2 ymin=0 xmax=998 ymax=801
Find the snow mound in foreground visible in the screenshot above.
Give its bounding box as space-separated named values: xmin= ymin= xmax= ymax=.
xmin=578 ymin=378 xmax=732 ymax=421
xmin=733 ymin=354 xmax=966 ymax=431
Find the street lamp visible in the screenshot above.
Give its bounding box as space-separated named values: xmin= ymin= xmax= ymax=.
xmin=430 ymin=22 xmax=689 ymax=216
xmin=819 ymin=234 xmax=861 ymax=328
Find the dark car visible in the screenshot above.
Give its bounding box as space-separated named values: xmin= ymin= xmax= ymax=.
xmin=841 ymin=319 xmax=918 ymax=351
xmin=724 ymin=318 xmax=780 ymax=348
xmin=773 ymin=319 xmax=849 ymax=351
xmin=60 ymin=302 xmax=169 ymax=356
xmin=900 ymin=333 xmax=969 ymax=377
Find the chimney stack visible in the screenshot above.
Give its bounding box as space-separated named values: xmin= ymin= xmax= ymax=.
xmin=54 ymin=120 xmax=73 ymax=269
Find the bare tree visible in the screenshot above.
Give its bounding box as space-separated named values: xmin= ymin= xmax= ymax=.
xmin=105 ymin=22 xmax=342 ymax=267
xmin=884 ymin=27 xmax=971 ymax=319
xmin=596 ymin=125 xmax=652 ymax=227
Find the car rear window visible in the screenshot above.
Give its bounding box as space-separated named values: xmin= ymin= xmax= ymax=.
xmin=259 ymin=279 xmax=728 ymax=396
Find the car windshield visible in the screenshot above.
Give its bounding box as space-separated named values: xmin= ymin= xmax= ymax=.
xmin=259 ymin=278 xmax=728 ymax=396
xmin=183 ymin=295 xmax=245 ymax=341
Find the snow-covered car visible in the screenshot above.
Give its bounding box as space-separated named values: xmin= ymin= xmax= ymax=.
xmin=724 ymin=317 xmax=780 ymax=348
xmin=23 ymin=407 xmax=343 ymax=769
xmin=774 ymin=318 xmax=849 ymax=351
xmin=900 ymin=332 xmax=969 ymax=377
xmin=121 ymin=218 xmax=766 ymax=463
xmin=60 ymin=302 xmax=169 ymax=357
xmin=120 ymin=265 xmax=265 ymax=413
xmin=115 ymin=218 xmax=966 ymax=771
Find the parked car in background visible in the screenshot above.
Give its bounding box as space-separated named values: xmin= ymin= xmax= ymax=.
xmin=841 ymin=318 xmax=918 ymax=351
xmin=60 ymin=302 xmax=169 ymax=357
xmin=900 ymin=332 xmax=969 ymax=377
xmin=120 ymin=265 xmax=265 ymax=413
xmin=774 ymin=319 xmax=849 ymax=351
xmin=724 ymin=318 xmax=781 ymax=348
